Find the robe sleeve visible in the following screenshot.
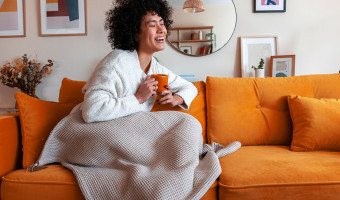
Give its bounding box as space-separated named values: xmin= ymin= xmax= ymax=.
xmin=81 ymin=61 xmax=143 ymax=123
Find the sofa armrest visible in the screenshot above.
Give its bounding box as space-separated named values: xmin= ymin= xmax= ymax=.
xmin=0 ymin=114 xmax=22 ymax=182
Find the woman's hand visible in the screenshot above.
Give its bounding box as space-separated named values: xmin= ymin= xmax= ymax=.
xmin=157 ymin=85 xmax=184 ymax=107
xmin=135 ymin=76 xmax=158 ymax=104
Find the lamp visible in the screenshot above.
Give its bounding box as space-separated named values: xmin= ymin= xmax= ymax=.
xmin=183 ymin=0 xmax=205 ymax=13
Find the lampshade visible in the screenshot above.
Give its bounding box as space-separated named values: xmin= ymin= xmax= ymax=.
xmin=183 ymin=0 xmax=205 ymax=13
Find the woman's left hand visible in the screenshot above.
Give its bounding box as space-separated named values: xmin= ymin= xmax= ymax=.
xmin=157 ymin=85 xmax=184 ymax=107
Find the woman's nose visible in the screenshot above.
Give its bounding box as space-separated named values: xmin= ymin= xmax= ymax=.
xmin=157 ymin=25 xmax=165 ymax=33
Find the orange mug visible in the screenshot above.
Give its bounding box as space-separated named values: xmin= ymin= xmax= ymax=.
xmin=151 ymin=74 xmax=168 ymax=93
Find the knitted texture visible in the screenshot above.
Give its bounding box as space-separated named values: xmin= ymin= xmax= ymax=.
xmin=32 ymin=110 xmax=241 ymax=200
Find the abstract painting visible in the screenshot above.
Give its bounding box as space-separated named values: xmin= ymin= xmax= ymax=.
xmin=0 ymin=0 xmax=25 ymax=37
xmin=40 ymin=0 xmax=87 ymax=36
xmin=270 ymin=55 xmax=295 ymax=77
xmin=240 ymin=36 xmax=278 ymax=77
xmin=254 ymin=0 xmax=286 ymax=12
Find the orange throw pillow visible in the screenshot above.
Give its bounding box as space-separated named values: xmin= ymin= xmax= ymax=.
xmin=15 ymin=93 xmax=76 ymax=168
xmin=58 ymin=78 xmax=86 ymax=104
xmin=288 ymin=95 xmax=340 ymax=151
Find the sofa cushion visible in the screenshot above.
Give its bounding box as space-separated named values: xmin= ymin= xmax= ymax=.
xmin=59 ymin=78 xmax=86 ymax=104
xmin=288 ymin=95 xmax=340 ymax=151
xmin=1 ymin=164 xmax=217 ymax=200
xmin=218 ymin=145 xmax=340 ymax=200
xmin=1 ymin=165 xmax=84 ymax=200
xmin=206 ymin=76 xmax=313 ymax=146
xmin=0 ymin=114 xmax=21 ymax=186
xmin=305 ymin=74 xmax=340 ymax=99
xmin=15 ymin=93 xmax=76 ymax=168
xmin=58 ymin=78 xmax=208 ymax=143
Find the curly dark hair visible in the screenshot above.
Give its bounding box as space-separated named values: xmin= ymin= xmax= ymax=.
xmin=105 ymin=0 xmax=173 ymax=51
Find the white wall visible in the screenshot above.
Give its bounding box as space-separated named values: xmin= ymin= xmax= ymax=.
xmin=1 ymin=0 xmax=340 ymax=108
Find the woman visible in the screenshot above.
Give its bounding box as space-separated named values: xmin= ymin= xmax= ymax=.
xmin=80 ymin=0 xmax=197 ymax=123
xmin=31 ymin=1 xmax=240 ymax=199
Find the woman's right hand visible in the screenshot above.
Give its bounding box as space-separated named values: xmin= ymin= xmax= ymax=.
xmin=135 ymin=76 xmax=158 ymax=104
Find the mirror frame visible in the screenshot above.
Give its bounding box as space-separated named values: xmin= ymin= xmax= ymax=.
xmin=166 ymin=0 xmax=237 ymax=57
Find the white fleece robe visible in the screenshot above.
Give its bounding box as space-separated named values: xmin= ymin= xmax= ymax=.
xmin=79 ymin=49 xmax=198 ymax=123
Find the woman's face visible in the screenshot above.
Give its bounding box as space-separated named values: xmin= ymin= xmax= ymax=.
xmin=137 ymin=12 xmax=167 ymax=54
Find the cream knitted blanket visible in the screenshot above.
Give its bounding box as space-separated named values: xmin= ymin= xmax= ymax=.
xmin=31 ymin=110 xmax=241 ymax=200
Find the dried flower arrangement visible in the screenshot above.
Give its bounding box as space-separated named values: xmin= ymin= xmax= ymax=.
xmin=0 ymin=54 xmax=53 ymax=98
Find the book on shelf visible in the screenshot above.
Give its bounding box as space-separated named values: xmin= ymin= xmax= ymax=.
xmin=199 ymin=47 xmax=206 ymax=56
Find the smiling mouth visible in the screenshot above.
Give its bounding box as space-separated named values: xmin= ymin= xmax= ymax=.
xmin=155 ymin=37 xmax=165 ymax=42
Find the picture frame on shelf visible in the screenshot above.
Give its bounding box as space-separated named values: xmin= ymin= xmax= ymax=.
xmin=270 ymin=55 xmax=295 ymax=77
xmin=0 ymin=0 xmax=25 ymax=38
xmin=39 ymin=0 xmax=87 ymax=36
xmin=254 ymin=0 xmax=286 ymax=13
xmin=180 ymin=46 xmax=192 ymax=55
xmin=240 ymin=35 xmax=278 ymax=77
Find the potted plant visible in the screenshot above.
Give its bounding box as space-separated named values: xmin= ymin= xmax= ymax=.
xmin=252 ymin=58 xmax=265 ymax=78
xmin=0 ymin=54 xmax=53 ymax=98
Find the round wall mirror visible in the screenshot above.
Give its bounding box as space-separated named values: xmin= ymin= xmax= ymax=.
xmin=167 ymin=0 xmax=237 ymax=56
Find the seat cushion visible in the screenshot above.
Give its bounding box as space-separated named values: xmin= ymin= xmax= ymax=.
xmin=218 ymin=145 xmax=340 ymax=200
xmin=1 ymin=164 xmax=84 ymax=200
xmin=1 ymin=164 xmax=216 ymax=200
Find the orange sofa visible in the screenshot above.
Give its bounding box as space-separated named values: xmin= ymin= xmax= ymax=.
xmin=2 ymin=74 xmax=340 ymax=200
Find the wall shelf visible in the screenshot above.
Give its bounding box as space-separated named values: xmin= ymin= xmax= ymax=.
xmin=170 ymin=39 xmax=212 ymax=43
xmin=168 ymin=26 xmax=214 ymax=55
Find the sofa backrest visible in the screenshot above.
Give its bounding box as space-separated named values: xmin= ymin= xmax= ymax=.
xmin=58 ymin=78 xmax=208 ymax=143
xmin=206 ymin=74 xmax=340 ymax=146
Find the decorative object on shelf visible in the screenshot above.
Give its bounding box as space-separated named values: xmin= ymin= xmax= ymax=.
xmin=254 ymin=0 xmax=286 ymax=13
xmin=180 ymin=46 xmax=192 ymax=55
xmin=39 ymin=0 xmax=87 ymax=36
xmin=191 ymin=32 xmax=198 ymax=40
xmin=205 ymin=32 xmax=216 ymax=51
xmin=0 ymin=0 xmax=26 ymax=37
xmin=198 ymin=30 xmax=202 ymax=40
xmin=183 ymin=0 xmax=204 ymax=13
xmin=270 ymin=55 xmax=295 ymax=77
xmin=252 ymin=58 xmax=265 ymax=78
xmin=0 ymin=54 xmax=54 ymax=98
xmin=240 ymin=35 xmax=278 ymax=77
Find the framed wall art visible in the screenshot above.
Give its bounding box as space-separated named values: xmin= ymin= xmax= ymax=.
xmin=39 ymin=0 xmax=87 ymax=36
xmin=240 ymin=35 xmax=278 ymax=77
xmin=254 ymin=0 xmax=286 ymax=13
xmin=0 ymin=0 xmax=25 ymax=37
xmin=180 ymin=46 xmax=192 ymax=55
xmin=270 ymin=55 xmax=295 ymax=77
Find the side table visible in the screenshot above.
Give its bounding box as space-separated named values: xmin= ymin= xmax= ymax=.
xmin=0 ymin=108 xmax=19 ymax=115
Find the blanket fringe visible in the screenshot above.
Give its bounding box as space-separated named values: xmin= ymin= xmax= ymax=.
xmin=26 ymin=163 xmax=47 ymax=172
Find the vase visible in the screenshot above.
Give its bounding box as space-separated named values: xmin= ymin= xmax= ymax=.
xmin=15 ymin=88 xmax=38 ymax=109
xmin=255 ymin=68 xmax=264 ymax=78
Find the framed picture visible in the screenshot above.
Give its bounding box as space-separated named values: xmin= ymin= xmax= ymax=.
xmin=240 ymin=36 xmax=278 ymax=77
xmin=270 ymin=55 xmax=295 ymax=77
xmin=254 ymin=0 xmax=286 ymax=13
xmin=0 ymin=0 xmax=25 ymax=37
xmin=180 ymin=46 xmax=192 ymax=55
xmin=39 ymin=0 xmax=87 ymax=36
